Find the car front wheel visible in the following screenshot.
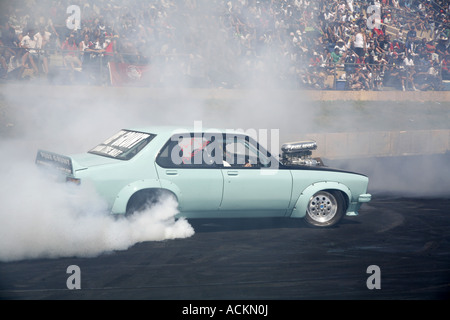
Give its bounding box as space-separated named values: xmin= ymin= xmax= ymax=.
xmin=304 ymin=190 xmax=345 ymax=227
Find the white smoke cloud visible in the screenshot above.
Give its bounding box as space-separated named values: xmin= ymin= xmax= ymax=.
xmin=0 ymin=143 xmax=194 ymax=262
xmin=326 ymin=154 xmax=450 ymax=198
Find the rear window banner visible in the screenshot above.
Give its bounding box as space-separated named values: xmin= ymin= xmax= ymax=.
xmin=89 ymin=130 xmax=152 ymax=159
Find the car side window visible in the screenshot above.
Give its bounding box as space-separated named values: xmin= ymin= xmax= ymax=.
xmin=156 ymin=133 xmax=273 ymax=168
xmin=155 ymin=141 xmax=173 ymax=167
xmin=223 ymin=136 xmax=271 ymax=168
xmin=156 ymin=134 xmax=218 ymax=168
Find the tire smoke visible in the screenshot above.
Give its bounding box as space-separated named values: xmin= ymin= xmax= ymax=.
xmin=0 ymin=144 xmax=194 ymax=262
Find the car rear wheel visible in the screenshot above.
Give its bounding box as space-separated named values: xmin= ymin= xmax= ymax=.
xmin=304 ymin=190 xmax=345 ymax=227
xmin=126 ymin=189 xmax=165 ymax=216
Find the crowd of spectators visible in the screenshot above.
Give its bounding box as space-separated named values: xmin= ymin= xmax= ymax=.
xmin=0 ymin=0 xmax=448 ymax=90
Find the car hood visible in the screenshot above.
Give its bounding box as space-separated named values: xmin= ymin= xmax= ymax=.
xmin=280 ymin=164 xmax=368 ymax=177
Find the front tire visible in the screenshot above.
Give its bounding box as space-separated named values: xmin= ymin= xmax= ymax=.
xmin=304 ymin=190 xmax=345 ymax=227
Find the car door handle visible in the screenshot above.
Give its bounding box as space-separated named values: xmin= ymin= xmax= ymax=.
xmin=227 ymin=171 xmax=239 ymax=176
xmin=165 ymin=170 xmax=178 ymax=175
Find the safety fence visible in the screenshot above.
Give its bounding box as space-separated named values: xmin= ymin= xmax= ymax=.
xmin=323 ymin=61 xmax=446 ymax=91
xmin=1 ymin=45 xmax=448 ymax=91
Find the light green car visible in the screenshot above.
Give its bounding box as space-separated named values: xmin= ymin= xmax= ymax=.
xmin=36 ymin=126 xmax=371 ymax=227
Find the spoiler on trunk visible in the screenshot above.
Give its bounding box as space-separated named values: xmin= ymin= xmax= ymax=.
xmin=35 ymin=149 xmax=73 ymax=175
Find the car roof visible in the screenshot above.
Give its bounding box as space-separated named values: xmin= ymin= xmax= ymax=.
xmin=126 ymin=126 xmax=250 ymax=137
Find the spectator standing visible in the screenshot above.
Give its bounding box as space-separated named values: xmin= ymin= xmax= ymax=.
xmin=34 ymin=26 xmax=51 ymax=76
xmin=353 ymin=26 xmax=366 ymax=58
xmin=402 ymin=52 xmax=417 ymax=91
xmin=79 ymin=33 xmax=94 ymax=65
xmin=88 ymin=35 xmax=107 ymax=84
xmin=103 ymin=34 xmax=118 ymax=63
xmin=441 ymin=54 xmax=450 ymax=80
xmin=19 ymin=29 xmax=39 ymax=75
xmin=319 ymin=48 xmax=332 ymax=72
xmin=436 ymin=36 xmax=448 ymax=61
xmin=0 ymin=22 xmax=19 ymax=78
xmin=405 ymin=24 xmax=417 ymax=53
xmin=61 ymin=33 xmax=82 ymax=71
xmin=1 ymin=21 xmax=20 ymax=56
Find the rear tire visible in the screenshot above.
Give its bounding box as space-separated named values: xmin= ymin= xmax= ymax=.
xmin=304 ymin=190 xmax=345 ymax=227
xmin=125 ymin=189 xmax=164 ymax=216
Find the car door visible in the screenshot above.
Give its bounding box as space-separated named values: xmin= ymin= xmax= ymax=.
xmin=155 ymin=133 xmax=224 ymax=216
xmin=219 ymin=134 xmax=293 ymax=216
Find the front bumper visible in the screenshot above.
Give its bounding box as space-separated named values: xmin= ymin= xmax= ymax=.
xmin=358 ymin=193 xmax=372 ymax=203
xmin=346 ymin=193 xmax=372 ymax=216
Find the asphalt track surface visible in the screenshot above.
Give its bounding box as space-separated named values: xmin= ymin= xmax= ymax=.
xmin=0 ymin=196 xmax=449 ymax=301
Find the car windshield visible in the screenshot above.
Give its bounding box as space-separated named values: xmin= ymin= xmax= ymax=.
xmin=88 ymin=129 xmax=155 ymax=160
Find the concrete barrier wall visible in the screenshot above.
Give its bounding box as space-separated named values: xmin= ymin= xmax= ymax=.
xmin=175 ymin=88 xmax=450 ymax=102
xmin=1 ymin=84 xmax=448 ymax=158
xmin=306 ymin=90 xmax=450 ymax=102
xmin=305 ymin=129 xmax=450 ymax=159
xmin=1 ymin=84 xmax=448 ymax=101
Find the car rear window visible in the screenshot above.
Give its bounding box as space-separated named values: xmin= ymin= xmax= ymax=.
xmin=89 ymin=129 xmax=155 ymax=160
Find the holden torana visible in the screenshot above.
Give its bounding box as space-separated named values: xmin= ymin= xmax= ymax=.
xmin=36 ymin=126 xmax=371 ymax=227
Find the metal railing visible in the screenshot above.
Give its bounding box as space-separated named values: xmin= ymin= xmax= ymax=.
xmin=1 ymin=45 xmax=447 ymax=90
xmin=323 ymin=61 xmax=445 ymax=91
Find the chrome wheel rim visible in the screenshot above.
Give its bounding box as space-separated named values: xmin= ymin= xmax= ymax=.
xmin=307 ymin=191 xmax=338 ymax=223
